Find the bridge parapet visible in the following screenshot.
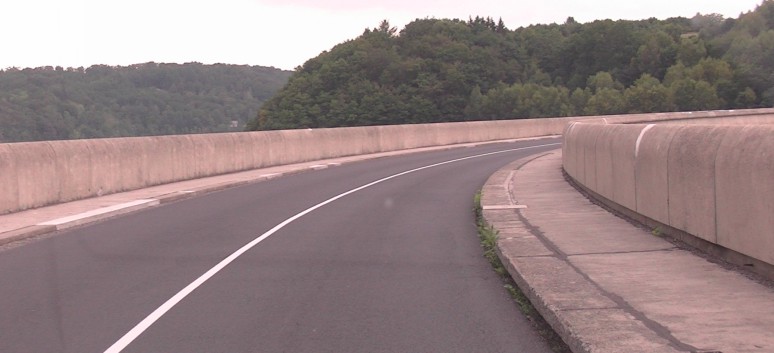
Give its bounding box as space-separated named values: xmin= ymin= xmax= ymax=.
xmin=562 ymin=108 xmax=774 ymax=275
xmin=3 ymin=106 xmax=773 ymax=270
xmin=0 ymin=118 xmax=577 ymax=215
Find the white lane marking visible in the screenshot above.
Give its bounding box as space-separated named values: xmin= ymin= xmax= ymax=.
xmin=259 ymin=173 xmax=282 ymax=179
xmin=103 ymin=141 xmax=561 ymax=353
xmin=38 ymin=199 xmax=159 ymax=229
xmin=309 ymin=164 xmax=328 ymax=170
xmin=634 ymin=124 xmax=656 ymax=158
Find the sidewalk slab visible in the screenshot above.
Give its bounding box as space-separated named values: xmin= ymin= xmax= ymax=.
xmin=481 ymin=150 xmax=774 ymax=353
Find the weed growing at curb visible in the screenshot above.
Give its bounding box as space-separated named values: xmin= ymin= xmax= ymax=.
xmin=474 ymin=191 xmax=571 ymax=353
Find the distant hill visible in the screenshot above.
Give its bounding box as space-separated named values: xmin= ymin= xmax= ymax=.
xmin=248 ymin=1 xmax=774 ymax=131
xmin=0 ymin=62 xmax=291 ymax=142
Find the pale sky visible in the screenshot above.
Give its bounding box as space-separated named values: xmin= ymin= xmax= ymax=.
xmin=1 ymin=0 xmax=762 ymax=71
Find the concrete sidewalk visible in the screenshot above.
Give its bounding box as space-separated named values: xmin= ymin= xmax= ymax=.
xmin=481 ymin=150 xmax=774 ymax=353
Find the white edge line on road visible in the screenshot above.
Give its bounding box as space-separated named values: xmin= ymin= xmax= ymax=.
xmin=103 ymin=141 xmax=561 ymax=353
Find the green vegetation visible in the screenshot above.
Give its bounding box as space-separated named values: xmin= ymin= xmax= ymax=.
xmin=473 ymin=191 xmax=570 ymax=353
xmin=249 ymin=2 xmax=774 ymax=131
xmin=0 ymin=63 xmax=291 ymax=142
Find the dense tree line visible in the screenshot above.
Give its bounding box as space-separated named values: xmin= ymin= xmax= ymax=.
xmin=248 ymin=1 xmax=774 ymax=130
xmin=0 ymin=63 xmax=291 ymax=142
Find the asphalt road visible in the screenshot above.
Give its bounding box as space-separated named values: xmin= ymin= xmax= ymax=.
xmin=0 ymin=138 xmax=560 ymax=353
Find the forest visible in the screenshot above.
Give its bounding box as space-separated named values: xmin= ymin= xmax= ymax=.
xmin=0 ymin=63 xmax=291 ymax=142
xmin=248 ymin=1 xmax=774 ymax=130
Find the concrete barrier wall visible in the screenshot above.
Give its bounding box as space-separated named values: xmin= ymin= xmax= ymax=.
xmin=562 ymin=108 xmax=774 ymax=266
xmin=4 ymin=107 xmax=772 ymax=224
xmin=0 ymin=117 xmax=579 ymax=214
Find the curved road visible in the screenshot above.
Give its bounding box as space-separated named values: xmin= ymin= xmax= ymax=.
xmin=0 ymin=138 xmax=560 ymax=353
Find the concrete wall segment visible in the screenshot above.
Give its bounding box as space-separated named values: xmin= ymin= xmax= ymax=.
xmin=570 ymin=124 xmax=589 ymax=185
xmin=580 ymin=125 xmax=603 ymax=191
xmin=241 ymin=132 xmax=258 ymax=168
xmin=0 ymin=144 xmax=18 ymax=214
xmin=666 ymin=125 xmax=727 ymax=243
xmin=609 ymin=124 xmax=643 ymax=212
xmin=563 ymin=108 xmax=774 ymax=267
xmin=148 ymin=135 xmax=181 ymax=185
xmin=634 ymin=125 xmax=678 ymax=225
xmin=562 ymin=122 xmax=578 ymax=177
xmin=714 ymin=125 xmax=774 ymax=265
xmin=227 ymin=133 xmax=250 ymax=171
xmin=9 ymin=142 xmax=58 ymax=211
xmin=48 ymin=139 xmax=92 ymax=203
xmin=88 ymin=139 xmax=123 ymax=196
xmin=596 ymin=124 xmax=619 ymax=201
xmin=177 ymin=135 xmax=199 ymax=181
xmin=112 ymin=138 xmax=149 ymax=193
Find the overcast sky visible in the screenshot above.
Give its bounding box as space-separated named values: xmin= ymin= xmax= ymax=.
xmin=1 ymin=0 xmax=762 ymax=71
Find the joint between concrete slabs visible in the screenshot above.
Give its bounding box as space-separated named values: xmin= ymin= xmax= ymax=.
xmin=565 ymin=248 xmax=678 ymax=257
xmin=556 ymin=306 xmax=620 ymax=312
xmin=514 ymin=199 xmax=697 ymax=353
xmin=482 ymin=205 xmax=528 ymax=210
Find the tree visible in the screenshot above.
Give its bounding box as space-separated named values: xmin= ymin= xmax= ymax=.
xmin=570 ymin=88 xmax=592 ymax=115
xmin=376 ymin=20 xmax=398 ymax=36
xmin=585 ymin=88 xmax=626 ymax=115
xmin=624 ymin=74 xmax=673 ymax=112
xmin=677 ymin=37 xmax=707 ymax=66
xmin=671 ymin=78 xmax=722 ymax=111
xmin=687 ymin=58 xmax=733 ymax=85
xmin=633 ymin=30 xmax=678 ymax=80
xmin=663 ymin=62 xmax=688 ymax=86
xmin=464 ymin=85 xmax=484 ymax=118
xmin=586 ymin=71 xmax=620 ymax=92
xmin=249 ymin=5 xmax=768 ymax=129
xmin=0 ymin=63 xmax=292 ymax=141
xmin=734 ymin=87 xmax=758 ymax=107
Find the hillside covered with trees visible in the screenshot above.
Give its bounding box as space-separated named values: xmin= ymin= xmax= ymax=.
xmin=248 ymin=1 xmax=774 ymax=130
xmin=0 ymin=63 xmax=291 ymax=142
